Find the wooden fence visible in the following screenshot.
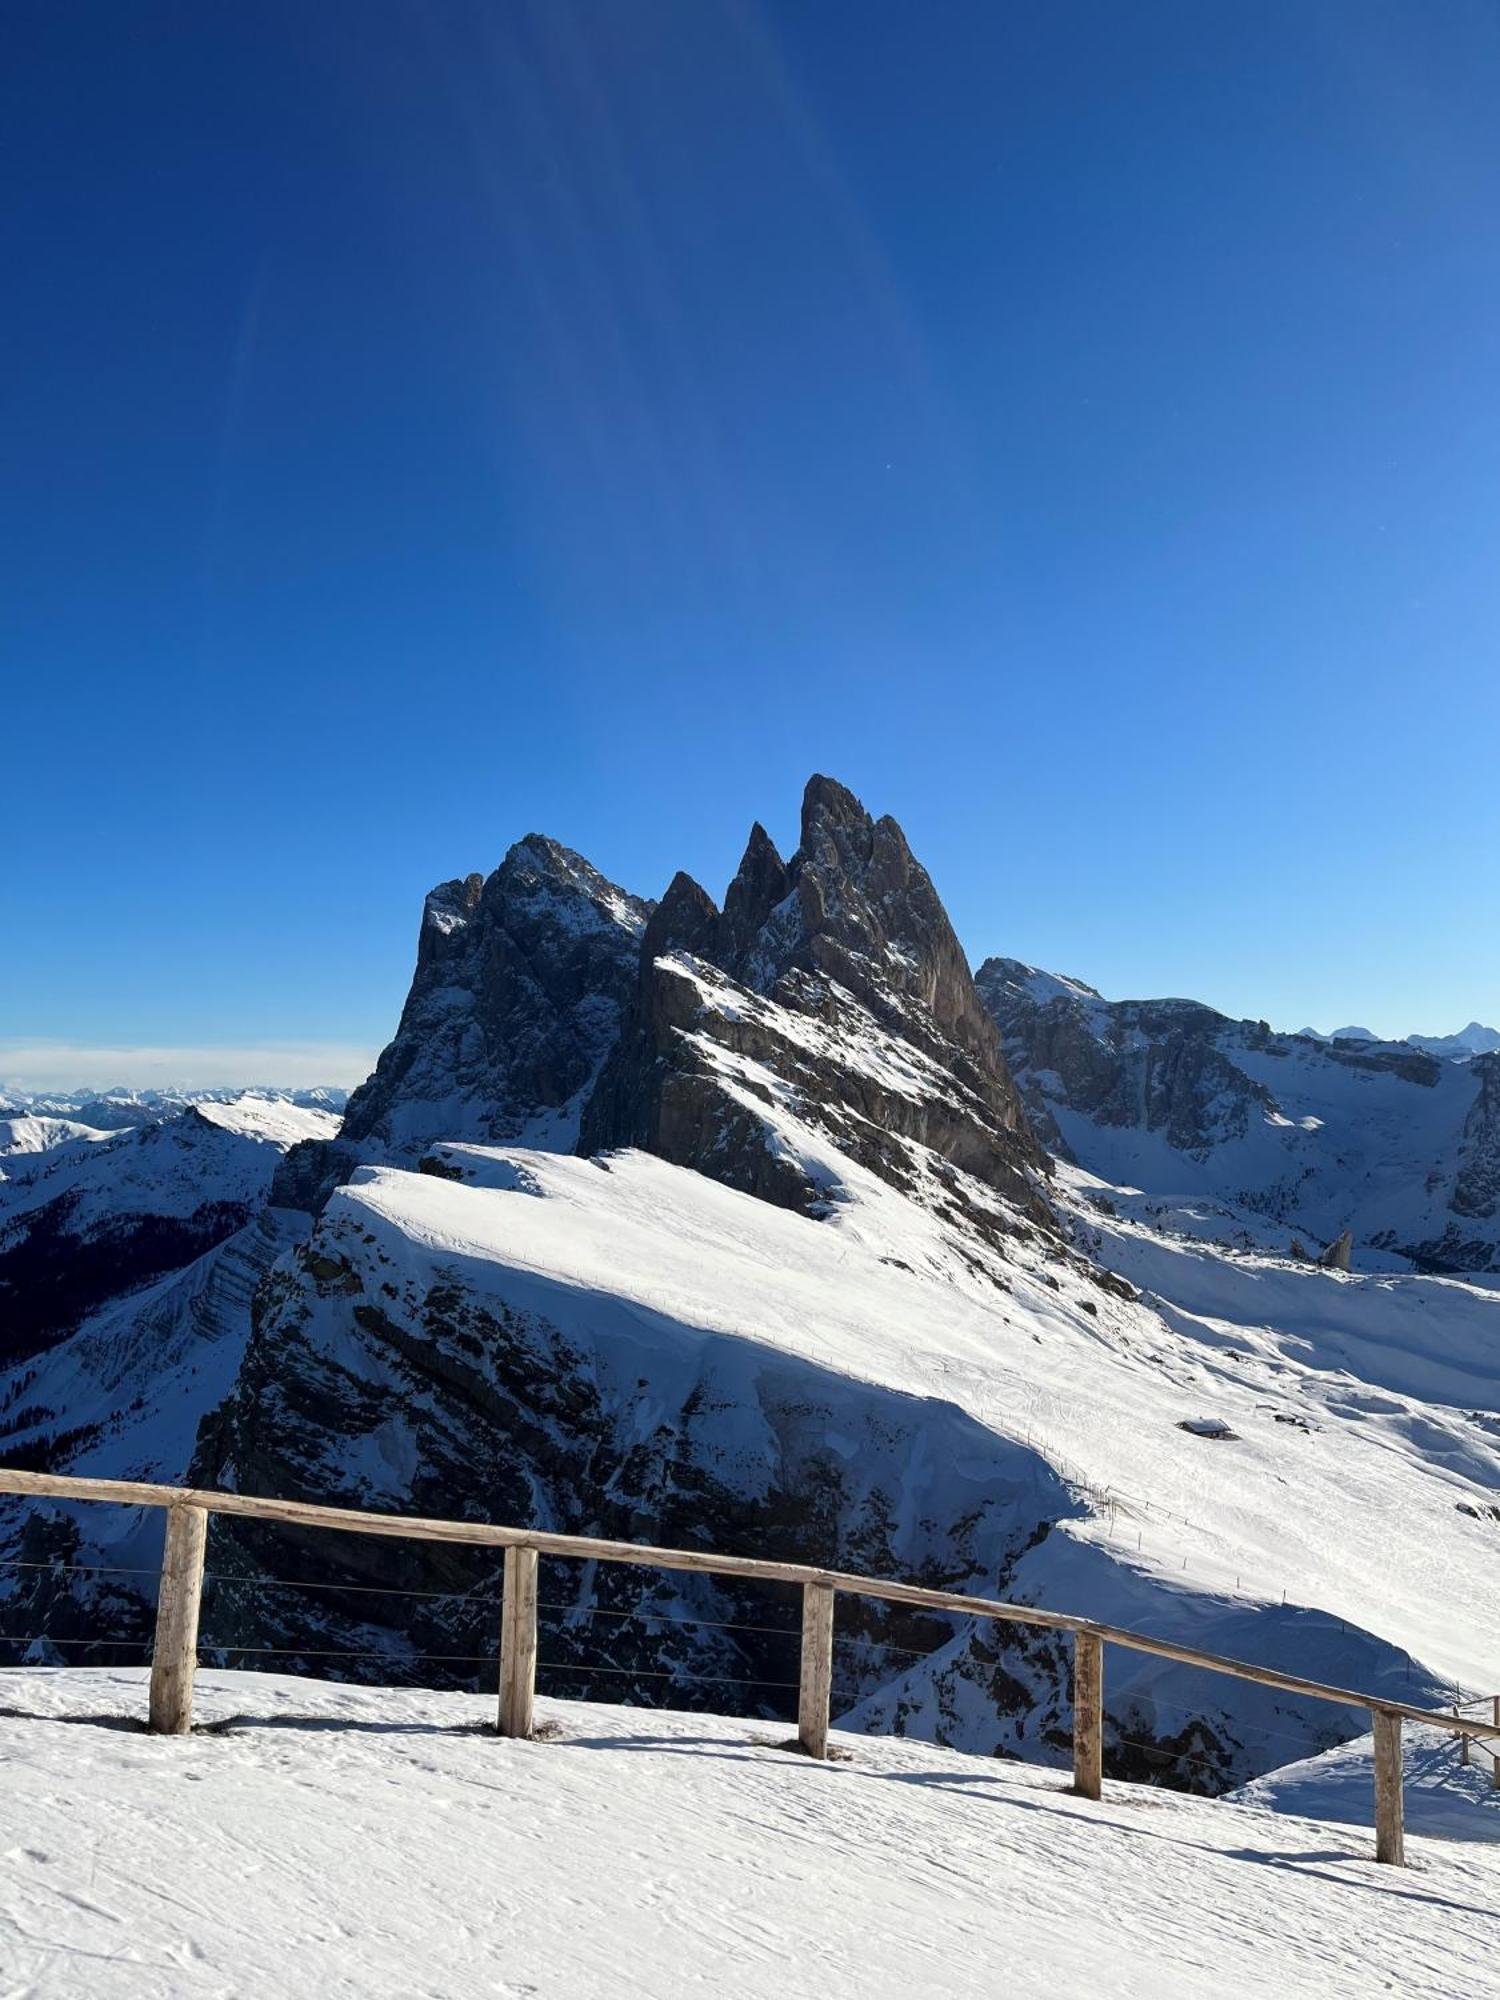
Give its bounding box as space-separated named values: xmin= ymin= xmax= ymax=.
xmin=3 ymin=1464 xmax=1497 ymax=1868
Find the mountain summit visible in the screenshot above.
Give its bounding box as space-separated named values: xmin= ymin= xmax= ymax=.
xmin=581 ymin=775 xmax=1045 ymax=1224
xmin=337 ymin=836 xmax=653 ymax=1162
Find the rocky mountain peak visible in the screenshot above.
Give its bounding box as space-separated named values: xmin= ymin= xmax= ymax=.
xmin=732 ymin=778 xmax=1020 ymax=1107
xmin=719 ymin=822 xmax=790 ymax=967
xmin=641 ymin=871 xmax=722 ymax=979
xmin=420 ymin=873 xmax=484 ymax=941
xmin=335 ymin=835 xmax=652 ymax=1165
xmin=581 ymin=776 xmax=1046 ymax=1231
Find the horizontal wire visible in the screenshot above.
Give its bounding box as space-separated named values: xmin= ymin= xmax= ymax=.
xmin=1112 ymin=1731 xmax=1233 ymax=1779
xmin=0 ymin=1634 xmax=151 ymax=1650
xmin=0 ymin=1632 xmax=790 ymax=1684
xmin=535 ymin=1599 xmax=797 ymax=1638
xmin=836 ymin=1633 xmax=936 ymax=1662
xmin=203 ymin=1645 xmax=499 ymax=1663
xmin=204 ymin=1573 xmax=802 ymax=1636
xmin=204 ymin=1572 xmax=498 ymax=1604
xmin=538 ymin=1659 xmax=799 ymax=1689
xmin=0 ymin=1559 xmax=162 ymax=1580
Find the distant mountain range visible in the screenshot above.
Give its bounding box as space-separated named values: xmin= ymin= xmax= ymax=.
xmin=0 ymin=1085 xmax=348 ymax=1126
xmin=1296 ymin=1021 xmax=1500 ymax=1058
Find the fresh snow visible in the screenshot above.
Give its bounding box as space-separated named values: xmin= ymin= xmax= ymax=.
xmin=0 ymin=1095 xmax=341 ymax=1233
xmin=2 ymin=1670 xmax=1498 ymax=1999
xmin=0 ymin=1117 xmax=120 ymax=1161
xmin=1229 ymin=1719 xmax=1500 ymax=1845
xmin=300 ymin=1135 xmax=1500 ymax=1720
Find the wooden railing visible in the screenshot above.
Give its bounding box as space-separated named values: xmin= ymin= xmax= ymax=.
xmin=3 ymin=1465 xmax=1496 ymax=1868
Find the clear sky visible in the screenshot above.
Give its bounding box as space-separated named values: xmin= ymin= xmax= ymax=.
xmin=5 ymin=0 xmax=1499 ymax=1087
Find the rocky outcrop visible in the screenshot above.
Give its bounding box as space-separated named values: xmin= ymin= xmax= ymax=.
xmin=337 ymin=837 xmax=652 ymax=1165
xmin=976 ymin=960 xmax=1272 ymax=1161
xmin=1316 ymin=1231 xmax=1353 ymax=1272
xmin=582 ymin=778 xmax=1046 ymax=1227
xmin=1452 ymin=1054 xmax=1500 ymax=1221
xmin=978 ymin=958 xmax=1500 ymax=1274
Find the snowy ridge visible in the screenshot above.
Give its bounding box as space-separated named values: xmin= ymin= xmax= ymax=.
xmin=134 ymin=1130 xmax=1498 ymax=1790
xmin=0 ymin=1097 xmax=340 ymax=1366
xmin=0 ymin=1116 xmax=122 ymax=1160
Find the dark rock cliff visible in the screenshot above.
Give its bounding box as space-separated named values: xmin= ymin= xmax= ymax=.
xmin=582 ymin=777 xmax=1046 ymax=1226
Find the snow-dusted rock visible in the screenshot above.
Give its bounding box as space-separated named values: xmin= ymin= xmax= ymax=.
xmin=584 ymin=777 xmax=1044 ymax=1225
xmin=334 ymin=836 xmax=652 ymax=1167
xmin=978 ymin=957 xmax=1500 ymax=1273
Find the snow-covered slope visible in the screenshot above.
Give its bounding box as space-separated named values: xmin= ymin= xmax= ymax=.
xmin=0 ymin=1096 xmax=340 ymax=1363
xmin=1408 ymin=1022 xmax=1500 ymax=1059
xmin=0 ymin=1116 xmax=121 ymax=1160
xmin=108 ymin=1130 xmax=1488 ymax=1789
xmin=978 ymin=959 xmax=1500 ymax=1273
xmin=1 ymin=1670 xmax=1497 ymax=2000
xmin=1229 ymin=1717 xmax=1500 ymax=1845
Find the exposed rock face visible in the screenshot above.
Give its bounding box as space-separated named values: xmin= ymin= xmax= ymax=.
xmin=978 ymin=958 xmax=1500 ymax=1274
xmin=334 ymin=837 xmax=653 ymax=1167
xmin=1452 ymin=1054 xmax=1500 ymax=1222
xmin=975 ymin=961 xmax=1269 ymax=1161
xmin=583 ymin=778 xmax=1045 ymax=1226
xmin=1317 ymin=1231 xmax=1353 ymax=1272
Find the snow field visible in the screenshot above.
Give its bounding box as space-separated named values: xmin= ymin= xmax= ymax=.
xmin=3 ymin=1670 xmax=1499 ymax=2000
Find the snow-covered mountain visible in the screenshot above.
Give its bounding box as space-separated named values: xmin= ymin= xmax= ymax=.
xmin=1295 ymin=1021 xmax=1499 ymax=1059
xmin=3 ymin=778 xmax=1497 ymax=1803
xmin=1407 ymin=1021 xmax=1500 ymax=1059
xmin=338 ymin=837 xmax=653 ymax=1164
xmin=0 ymin=1086 xmax=349 ymax=1130
xmin=977 ymin=958 xmax=1500 ymax=1274
xmin=0 ymin=1095 xmax=340 ymax=1364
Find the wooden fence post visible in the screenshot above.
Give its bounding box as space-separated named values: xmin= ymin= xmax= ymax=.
xmin=1373 ymin=1709 xmax=1404 ymax=1866
xmin=1072 ymin=1629 xmax=1103 ymax=1801
xmin=1457 ymin=1706 xmax=1470 ymax=1768
xmin=798 ymin=1581 xmax=835 ymax=1759
xmin=148 ymin=1503 xmax=207 ymax=1734
xmin=1493 ymin=1698 xmax=1499 ymax=1791
xmin=498 ymin=1545 xmax=538 ymax=1739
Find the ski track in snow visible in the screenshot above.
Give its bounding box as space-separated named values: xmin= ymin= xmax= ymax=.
xmin=2 ymin=1669 xmax=1499 ymax=2000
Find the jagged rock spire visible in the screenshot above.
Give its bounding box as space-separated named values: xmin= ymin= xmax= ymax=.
xmin=719 ymin=822 xmax=790 ymax=969
xmin=337 ymin=835 xmax=652 ymax=1163
xmin=640 ymin=871 xmax=722 ymax=982
xmin=581 ymin=774 xmax=1046 ymax=1220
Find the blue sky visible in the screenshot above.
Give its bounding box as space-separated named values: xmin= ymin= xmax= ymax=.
xmin=5 ymin=0 xmax=1499 ymax=1086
